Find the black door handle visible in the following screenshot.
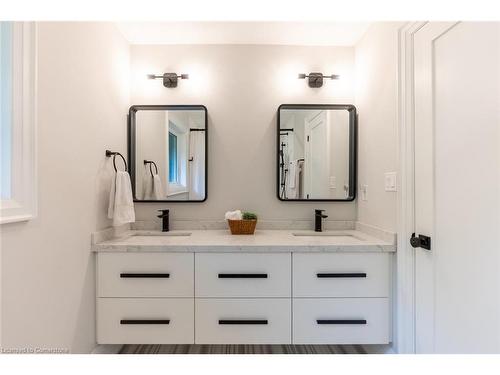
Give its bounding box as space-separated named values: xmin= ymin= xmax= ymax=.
xmin=410 ymin=233 xmax=431 ymax=250
xmin=316 ymin=273 xmax=367 ymax=278
xmin=218 ymin=319 xmax=268 ymax=325
xmin=218 ymin=273 xmax=268 ymax=278
xmin=316 ymin=319 xmax=367 ymax=325
xmin=120 ymin=319 xmax=170 ymax=324
xmin=120 ymin=273 xmax=170 ymax=278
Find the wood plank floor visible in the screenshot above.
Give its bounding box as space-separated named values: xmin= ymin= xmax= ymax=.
xmin=119 ymin=344 xmax=366 ymax=354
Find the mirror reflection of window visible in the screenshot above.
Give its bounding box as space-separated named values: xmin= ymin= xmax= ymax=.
xmin=166 ymin=115 xmax=189 ymax=198
xmin=168 ymin=131 xmax=178 ymax=183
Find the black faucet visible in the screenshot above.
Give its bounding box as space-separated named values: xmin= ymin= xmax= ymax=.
xmin=314 ymin=209 xmax=328 ymax=232
xmin=157 ymin=209 xmax=170 ymax=232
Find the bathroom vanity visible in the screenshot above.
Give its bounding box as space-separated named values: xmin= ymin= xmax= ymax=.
xmin=93 ymin=229 xmax=395 ymax=345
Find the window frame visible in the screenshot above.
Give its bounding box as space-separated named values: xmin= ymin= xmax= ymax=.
xmin=168 ymin=131 xmax=178 ymax=184
xmin=0 ymin=22 xmax=37 ymax=224
xmin=166 ymin=124 xmax=188 ymax=196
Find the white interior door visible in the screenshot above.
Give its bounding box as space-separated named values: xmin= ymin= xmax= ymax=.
xmin=414 ymin=22 xmax=500 ymax=353
xmin=304 ymin=111 xmax=329 ymax=199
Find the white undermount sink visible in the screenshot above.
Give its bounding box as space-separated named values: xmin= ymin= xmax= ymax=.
xmin=130 ymin=231 xmax=192 ymax=237
xmin=292 ymin=231 xmax=363 ymax=240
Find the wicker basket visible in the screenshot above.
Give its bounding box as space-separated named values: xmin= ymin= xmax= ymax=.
xmin=227 ymin=219 xmax=257 ymax=235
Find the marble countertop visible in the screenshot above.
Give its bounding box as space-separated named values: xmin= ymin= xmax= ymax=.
xmin=92 ymin=229 xmax=396 ymax=253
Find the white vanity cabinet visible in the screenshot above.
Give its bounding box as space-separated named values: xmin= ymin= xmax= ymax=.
xmin=98 ymin=298 xmax=194 ymax=344
xmin=194 ymin=253 xmax=291 ymax=344
xmin=98 ymin=252 xmax=194 ymax=298
xmin=96 ymin=253 xmax=195 ymax=344
xmin=292 ymin=253 xmax=391 ymax=344
xmin=96 ymin=250 xmax=392 ymax=345
xmin=293 ymin=298 xmax=389 ymax=344
xmin=195 ymin=253 xmax=291 ymax=297
xmin=195 ymin=298 xmax=291 ymax=344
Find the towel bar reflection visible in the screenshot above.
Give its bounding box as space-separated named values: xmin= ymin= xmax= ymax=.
xmin=144 ymin=160 xmax=158 ymax=176
xmin=105 ymin=150 xmax=127 ymax=172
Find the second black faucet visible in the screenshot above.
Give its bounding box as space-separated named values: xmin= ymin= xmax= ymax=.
xmin=158 ymin=209 xmax=170 ymax=232
xmin=314 ymin=209 xmax=328 ymax=232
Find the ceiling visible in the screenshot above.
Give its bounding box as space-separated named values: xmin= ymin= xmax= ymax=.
xmin=115 ymin=22 xmax=371 ymax=46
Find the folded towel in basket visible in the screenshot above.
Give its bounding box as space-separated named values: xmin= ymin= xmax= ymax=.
xmin=224 ymin=210 xmax=242 ymax=220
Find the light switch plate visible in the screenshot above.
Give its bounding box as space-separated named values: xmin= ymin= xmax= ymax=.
xmin=385 ymin=172 xmax=397 ymax=192
xmin=360 ymin=184 xmax=368 ymax=201
xmin=329 ymin=176 xmax=336 ymax=189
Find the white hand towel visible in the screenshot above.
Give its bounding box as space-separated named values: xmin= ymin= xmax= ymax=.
xmin=142 ymin=172 xmax=153 ymax=200
xmin=108 ymin=171 xmax=135 ymax=226
xmin=141 ymin=166 xmax=151 ymax=200
xmin=286 ymin=160 xmax=300 ymax=199
xmin=152 ymin=174 xmax=163 ymax=200
xmin=288 ymin=161 xmax=297 ymax=189
xmin=224 ymin=210 xmax=242 ymax=220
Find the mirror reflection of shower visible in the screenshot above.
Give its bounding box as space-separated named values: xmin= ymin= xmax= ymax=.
xmin=279 ymin=131 xmax=290 ymax=199
xmin=278 ymin=106 xmax=355 ymax=201
xmin=279 ymin=129 xmax=302 ymax=199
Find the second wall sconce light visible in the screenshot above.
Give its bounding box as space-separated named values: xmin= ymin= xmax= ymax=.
xmin=298 ymin=72 xmax=339 ymax=88
xmin=147 ymin=72 xmax=189 ymax=88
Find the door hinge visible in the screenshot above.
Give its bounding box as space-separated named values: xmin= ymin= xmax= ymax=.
xmin=307 ymin=135 xmax=310 ymax=142
xmin=410 ymin=233 xmax=431 ymax=250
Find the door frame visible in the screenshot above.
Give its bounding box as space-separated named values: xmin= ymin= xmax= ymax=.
xmin=395 ymin=21 xmax=427 ymax=354
xmin=304 ymin=110 xmax=329 ymax=199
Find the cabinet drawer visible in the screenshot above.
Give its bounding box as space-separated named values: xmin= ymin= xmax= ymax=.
xmin=293 ymin=253 xmax=390 ymax=297
xmin=195 ymin=299 xmax=291 ymax=344
xmin=195 ymin=253 xmax=291 ymax=297
xmin=97 ymin=253 xmax=194 ymax=297
xmin=293 ymin=298 xmax=390 ymax=344
xmin=97 ymin=298 xmax=194 ymax=344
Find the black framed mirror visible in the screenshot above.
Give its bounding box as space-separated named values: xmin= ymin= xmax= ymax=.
xmin=129 ymin=105 xmax=207 ymax=202
xmin=277 ymin=104 xmax=356 ymax=201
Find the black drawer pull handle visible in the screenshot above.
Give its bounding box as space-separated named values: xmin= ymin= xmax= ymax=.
xmin=120 ymin=273 xmax=170 ymax=278
xmin=218 ymin=319 xmax=268 ymax=325
xmin=317 ymin=319 xmax=367 ymax=325
xmin=316 ymin=273 xmax=367 ymax=278
xmin=120 ymin=319 xmax=170 ymax=324
xmin=218 ymin=273 xmax=268 ymax=279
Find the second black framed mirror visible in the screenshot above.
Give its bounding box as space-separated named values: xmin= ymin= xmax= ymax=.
xmin=277 ymin=104 xmax=357 ymax=202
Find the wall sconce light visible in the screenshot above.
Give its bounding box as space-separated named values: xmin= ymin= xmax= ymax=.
xmin=298 ymin=72 xmax=339 ymax=88
xmin=147 ymin=72 xmax=189 ymax=88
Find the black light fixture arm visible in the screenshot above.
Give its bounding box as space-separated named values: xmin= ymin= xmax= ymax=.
xmin=298 ymin=73 xmax=340 ymax=79
xmin=147 ymin=72 xmax=189 ymax=88
xmin=298 ymin=72 xmax=340 ymax=88
xmin=147 ymin=73 xmax=189 ymax=79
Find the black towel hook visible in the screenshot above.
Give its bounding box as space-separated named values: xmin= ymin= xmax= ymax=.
xmin=105 ymin=150 xmax=127 ymax=172
xmin=143 ymin=160 xmax=158 ymax=177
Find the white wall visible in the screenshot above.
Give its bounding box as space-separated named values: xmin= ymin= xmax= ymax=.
xmin=355 ymin=23 xmax=402 ymax=232
xmin=0 ymin=22 xmax=130 ymax=353
xmin=354 ymin=23 xmax=403 ymax=354
xmin=130 ymin=44 xmax=357 ymax=222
